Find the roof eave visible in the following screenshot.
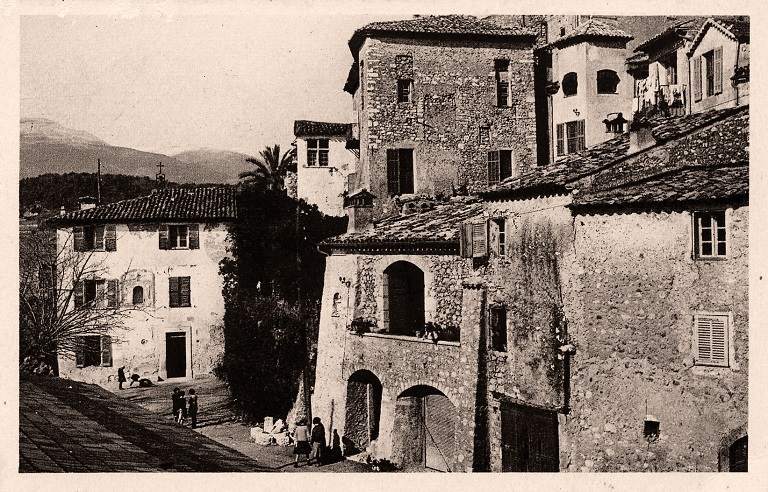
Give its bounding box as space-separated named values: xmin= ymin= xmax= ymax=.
xmin=320 ymin=239 xmax=459 ymax=255
xmin=348 ymin=29 xmax=537 ymax=55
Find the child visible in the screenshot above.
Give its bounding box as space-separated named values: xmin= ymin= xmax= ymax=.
xmin=292 ymin=418 xmax=311 ymax=467
xmin=187 ymin=389 xmax=198 ymax=429
xmin=177 ymin=390 xmax=187 ymax=424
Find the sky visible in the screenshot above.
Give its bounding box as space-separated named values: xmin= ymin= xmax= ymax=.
xmin=20 ymin=12 xmax=405 ymax=157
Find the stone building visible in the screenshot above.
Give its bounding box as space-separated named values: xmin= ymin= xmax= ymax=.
xmin=342 ymin=15 xmax=544 ymax=219
xmin=54 ymin=187 xmax=236 ymax=384
xmin=312 ymin=104 xmax=748 ymax=472
xmin=293 ymin=120 xmax=355 ymax=217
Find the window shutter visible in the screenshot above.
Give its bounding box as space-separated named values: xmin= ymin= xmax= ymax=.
xmin=713 ymin=47 xmax=723 ymax=94
xmin=693 ymin=56 xmax=702 ymax=102
xmin=189 ymin=224 xmax=200 ymax=249
xmin=159 ymin=224 xmax=169 ymax=250
xmin=169 ymin=276 xmax=179 ymax=307
xmin=75 ymin=337 xmax=84 ymax=368
xmin=73 ymin=226 xmax=85 ymax=252
xmin=695 ymin=314 xmax=728 ymax=366
xmin=387 ymin=149 xmax=400 ymax=195
xmin=107 ymin=279 xmax=118 ymax=308
xmin=500 ymin=151 xmax=513 ymax=181
xmin=459 ymin=222 xmax=474 ymax=258
xmin=74 ymin=281 xmax=84 ymax=308
xmin=400 ymin=149 xmax=414 ymax=194
xmin=488 ymin=151 xmax=500 ymax=185
xmin=556 ymin=124 xmax=565 ymax=156
xmin=100 ymin=335 xmax=112 ymax=367
xmin=576 ymin=120 xmax=586 ymax=151
xmin=94 ymin=226 xmax=105 ymax=250
xmin=471 ymin=221 xmax=488 ymax=258
xmin=105 ymin=225 xmax=117 ymax=251
xmin=382 ymin=273 xmax=390 ymax=328
xmin=180 ymin=277 xmax=191 ymax=307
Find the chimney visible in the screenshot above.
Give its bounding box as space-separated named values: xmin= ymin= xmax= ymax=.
xmin=345 ymin=189 xmax=375 ymax=233
xmin=78 ymin=196 xmax=97 ymax=210
xmin=628 ymin=117 xmax=656 ymax=154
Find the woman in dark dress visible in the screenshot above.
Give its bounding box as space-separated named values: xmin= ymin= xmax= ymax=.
xmin=117 ymin=366 xmax=127 ymax=390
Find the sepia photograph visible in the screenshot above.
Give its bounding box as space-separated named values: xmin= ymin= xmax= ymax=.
xmin=8 ymin=1 xmax=759 ymax=484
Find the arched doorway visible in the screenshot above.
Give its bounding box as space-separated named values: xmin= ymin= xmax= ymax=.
xmin=383 ymin=261 xmax=425 ymax=337
xmin=344 ymin=370 xmax=382 ymax=455
xmin=392 ymin=385 xmax=457 ymax=472
xmin=729 ymin=435 xmax=748 ymax=472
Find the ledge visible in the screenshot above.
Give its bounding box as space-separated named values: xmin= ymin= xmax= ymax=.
xmin=349 ymin=331 xmax=460 ymax=347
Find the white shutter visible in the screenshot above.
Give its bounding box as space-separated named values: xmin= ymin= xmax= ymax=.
xmin=695 ymin=314 xmax=729 ymax=367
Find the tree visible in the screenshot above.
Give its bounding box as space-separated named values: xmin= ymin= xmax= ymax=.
xmin=19 ymin=229 xmax=140 ymax=371
xmin=239 ymin=144 xmax=297 ymax=191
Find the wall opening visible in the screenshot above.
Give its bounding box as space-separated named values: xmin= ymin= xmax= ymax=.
xmin=343 ymin=370 xmax=383 ymax=455
xmin=165 ymin=332 xmax=187 ymax=378
xmin=383 ymin=261 xmax=425 ymax=336
xmin=500 ymin=401 xmax=559 ymax=472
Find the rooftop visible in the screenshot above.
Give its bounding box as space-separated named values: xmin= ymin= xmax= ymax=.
xmin=689 ymin=16 xmax=750 ymax=55
xmin=550 ymin=18 xmax=632 ymax=49
xmin=56 ymin=186 xmax=237 ymax=224
xmin=294 ymin=120 xmax=352 ymax=138
xmin=633 ymin=19 xmax=705 ymax=54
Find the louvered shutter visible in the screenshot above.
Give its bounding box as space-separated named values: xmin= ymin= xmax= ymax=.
xmin=105 ymin=225 xmax=117 ymax=251
xmin=387 ymin=149 xmax=400 ymax=195
xmin=713 ymin=47 xmax=723 ymax=94
xmin=488 ymin=151 xmax=500 ymax=185
xmin=180 ymin=277 xmax=191 ymax=307
xmin=576 ymin=120 xmax=586 ymax=151
xmin=100 ymin=335 xmax=112 ymax=367
xmin=189 ymin=224 xmax=200 ymax=249
xmin=74 ymin=281 xmax=84 ymax=308
xmin=459 ymin=222 xmax=473 ymax=258
xmin=169 ymin=276 xmax=179 ymax=307
xmin=74 ymin=226 xmax=85 ymax=252
xmin=693 ymin=56 xmax=702 ymax=102
xmin=107 ymin=279 xmax=118 ymax=308
xmin=75 ymin=337 xmax=84 ymax=368
xmin=472 ymin=221 xmax=488 ymax=258
xmin=556 ymin=124 xmax=565 ymax=156
xmin=382 ymin=273 xmax=390 ymax=328
xmin=159 ymin=224 xmax=169 ymax=250
xmin=695 ymin=314 xmax=729 ymax=366
xmin=94 ymin=226 xmax=105 ymax=250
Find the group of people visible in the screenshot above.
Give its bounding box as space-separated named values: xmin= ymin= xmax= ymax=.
xmin=172 ymin=387 xmax=199 ymax=428
xmin=117 ymin=366 xmax=152 ymax=389
xmin=291 ymin=417 xmax=342 ymax=467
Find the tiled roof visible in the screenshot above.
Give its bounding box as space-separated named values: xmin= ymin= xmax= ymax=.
xmin=571 ymin=163 xmax=748 ymax=208
xmin=481 ymin=105 xmax=749 ymax=200
xmin=633 ymin=19 xmax=704 ymax=54
xmin=56 ymin=186 xmax=237 ymax=223
xmin=348 ymin=15 xmax=537 ymax=53
xmin=689 ymin=17 xmax=749 ymax=55
xmin=324 ymin=198 xmax=484 ymax=246
xmin=294 ymin=120 xmax=352 ymax=138
xmin=550 ymin=19 xmax=632 ymax=48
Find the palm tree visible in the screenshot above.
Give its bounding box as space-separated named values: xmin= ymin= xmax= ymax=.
xmin=239 ymin=144 xmax=296 ymax=190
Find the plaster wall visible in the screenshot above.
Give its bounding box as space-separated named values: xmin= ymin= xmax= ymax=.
xmin=296 ymin=135 xmax=354 ymax=216
xmin=690 ymin=29 xmax=746 ymax=113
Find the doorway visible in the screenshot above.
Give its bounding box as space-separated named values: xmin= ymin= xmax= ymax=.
xmin=500 ymin=401 xmax=559 ymax=472
xmin=165 ymin=332 xmax=187 ymax=378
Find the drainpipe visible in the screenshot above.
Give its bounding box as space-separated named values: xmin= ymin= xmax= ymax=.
xmin=734 ymin=40 xmax=741 ymax=106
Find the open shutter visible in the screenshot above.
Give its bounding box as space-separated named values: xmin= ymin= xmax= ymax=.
xmin=556 ymin=124 xmax=565 ymax=156
xmin=105 ymin=225 xmax=117 ymax=251
xmin=382 ymin=273 xmax=390 ymax=329
xmin=100 ymin=335 xmax=112 ymax=367
xmin=693 ymin=56 xmax=702 ymax=102
xmin=159 ymin=224 xmax=169 ymax=250
xmin=169 ymin=276 xmax=179 ymax=307
xmin=73 ymin=226 xmax=85 ymax=252
xmin=75 ymin=337 xmax=84 ymax=368
xmin=488 ymin=151 xmax=500 ymax=185
xmin=713 ymin=47 xmax=723 ymax=94
xmin=94 ymin=226 xmax=105 ymax=250
xmin=180 ymin=277 xmax=191 ymax=307
xmin=107 ymin=279 xmax=118 ymax=308
xmin=576 ymin=120 xmax=586 ymax=151
xmin=188 ymin=224 xmax=200 ymax=249
xmin=471 ymin=221 xmax=488 ymax=258
xmin=460 ymin=222 xmax=474 ymax=258
xmin=387 ymin=149 xmax=400 ymax=195
xmin=74 ymin=281 xmax=84 ymax=308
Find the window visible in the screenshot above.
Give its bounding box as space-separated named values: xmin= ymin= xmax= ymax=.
xmin=74 ymin=279 xmax=118 ymax=309
xmin=596 ymin=69 xmax=620 ymax=94
xmin=159 ymin=224 xmax=199 ymax=250
xmin=74 ymin=225 xmax=116 ymax=252
xmin=694 ymin=313 xmax=730 ymax=367
xmin=132 ymin=285 xmax=144 ymax=305
xmin=397 ymin=79 xmax=413 ymax=103
xmin=495 ymin=59 xmax=510 ymax=106
xmin=307 ymin=139 xmax=330 ymax=166
xmin=169 ymin=276 xmax=191 ymax=308
xmin=460 ymin=221 xmax=488 ymax=258
xmin=693 ymin=211 xmax=727 ymax=258
xmin=75 ymin=334 xmax=112 ymax=368
xmin=386 ymin=149 xmax=414 ymax=195
xmin=487 ymin=150 xmax=514 ymax=185
xmin=562 ymin=72 xmax=578 ymax=97
xmin=556 ymin=120 xmax=586 ymax=156
xmin=695 ymin=48 xmax=723 ymax=101
xmin=662 ymin=54 xmax=677 ymax=85
xmin=382 ymin=261 xmax=425 ymax=337
xmin=692 ymin=56 xmax=702 ymax=102
xmin=490 ymin=306 xmax=507 ymax=352
xmin=492 ymin=218 xmax=506 ymax=257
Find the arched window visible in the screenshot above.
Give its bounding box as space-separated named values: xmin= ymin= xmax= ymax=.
xmin=597 ymin=69 xmax=620 ymax=94
xmin=132 ymin=285 xmax=144 ymax=305
xmin=383 ymin=261 xmax=425 ymax=336
xmin=562 ymin=72 xmax=578 ymax=97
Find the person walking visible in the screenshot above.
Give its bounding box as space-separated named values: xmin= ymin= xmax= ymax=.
xmin=187 ymin=389 xmax=198 ymax=429
xmin=309 ymin=417 xmax=326 ymax=466
xmin=292 ymin=418 xmax=311 ymax=467
xmin=117 ymin=366 xmax=127 ymax=390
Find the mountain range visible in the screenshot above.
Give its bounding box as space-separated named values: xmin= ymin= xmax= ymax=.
xmin=20 ymin=118 xmax=255 ymax=184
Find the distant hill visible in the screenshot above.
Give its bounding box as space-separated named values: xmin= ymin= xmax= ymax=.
xmin=20 ymin=118 xmax=252 ymax=184
xmin=172 ymin=148 xmax=254 ymax=184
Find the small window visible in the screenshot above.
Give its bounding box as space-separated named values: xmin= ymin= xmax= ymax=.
xmin=596 ymin=69 xmax=620 ymax=94
xmin=661 ymin=54 xmax=677 ymax=85
xmin=75 ymin=334 xmax=112 ymax=368
xmin=693 ymin=211 xmax=727 ymax=259
xmin=397 ymin=79 xmax=413 ymax=103
xmin=490 ymin=306 xmax=507 ymax=352
xmin=694 ymin=313 xmax=730 ymax=367
xmin=487 ymin=150 xmax=514 ymax=185
xmin=562 ymin=72 xmax=578 ymax=97
xmin=74 ymin=225 xmax=116 ymax=252
xmin=159 ymin=224 xmax=199 ymax=250
xmin=493 ymin=218 xmax=506 ymax=257
xmin=556 ymin=120 xmax=586 ymax=156
xmin=132 ymin=285 xmax=144 ymax=305
xmin=703 ymin=47 xmax=723 ymax=97
xmin=75 ymin=278 xmax=118 ymax=309
xmin=495 ymin=59 xmax=510 ymax=107
xmin=307 ymin=139 xmax=330 ymax=166
xmin=169 ymin=225 xmax=189 ymax=249
xmin=169 ymin=276 xmax=191 ymax=308
xmin=386 ymin=149 xmax=414 ymax=195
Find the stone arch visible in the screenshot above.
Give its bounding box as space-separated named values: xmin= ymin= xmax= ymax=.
xmin=718 ymin=422 xmax=748 ymax=472
xmin=392 ymin=384 xmax=458 ymax=472
xmin=344 ymin=369 xmax=383 ymax=455
xmin=382 ymin=260 xmax=425 ymax=336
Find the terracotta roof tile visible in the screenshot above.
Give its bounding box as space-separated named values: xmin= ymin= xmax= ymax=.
xmin=294 ymin=120 xmax=352 ymax=138
xmin=550 ymin=19 xmax=632 ymax=48
xmin=57 ymin=186 xmax=237 ymax=223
